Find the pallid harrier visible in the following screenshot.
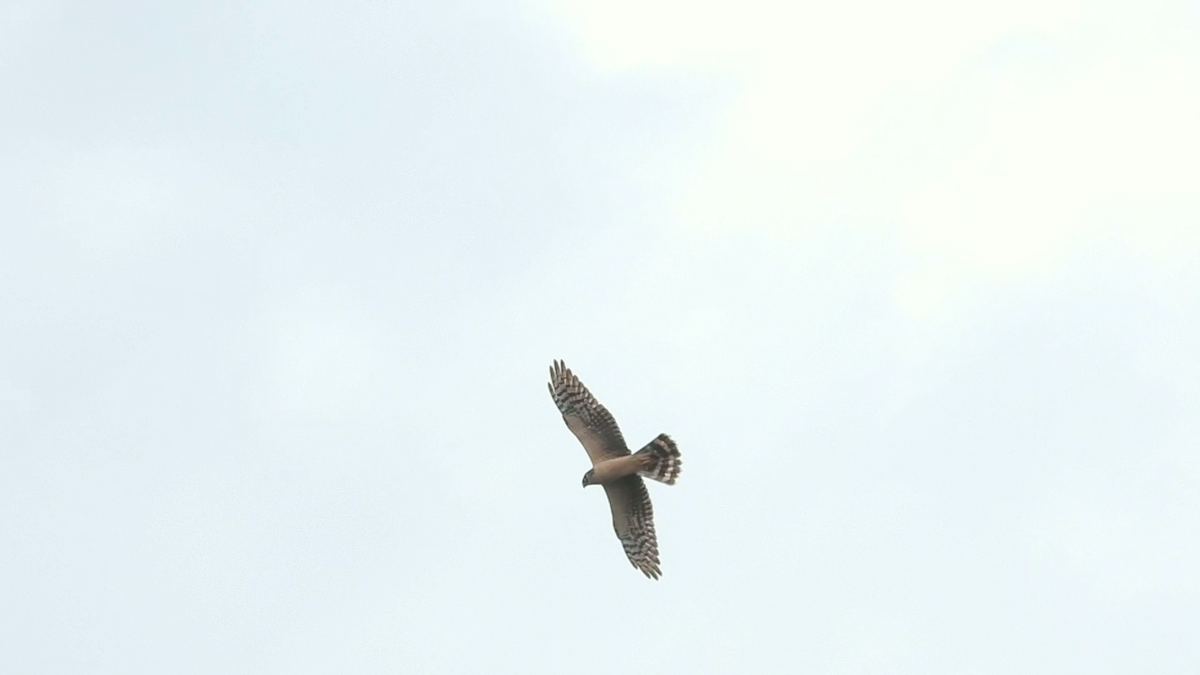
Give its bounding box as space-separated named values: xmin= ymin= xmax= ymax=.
xmin=548 ymin=360 xmax=682 ymax=579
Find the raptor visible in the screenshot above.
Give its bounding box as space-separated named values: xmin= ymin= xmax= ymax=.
xmin=547 ymin=360 xmax=682 ymax=578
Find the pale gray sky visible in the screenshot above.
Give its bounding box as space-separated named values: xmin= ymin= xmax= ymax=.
xmin=2 ymin=1 xmax=1198 ymax=673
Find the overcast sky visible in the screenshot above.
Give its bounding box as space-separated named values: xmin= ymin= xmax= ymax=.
xmin=2 ymin=1 xmax=1198 ymax=673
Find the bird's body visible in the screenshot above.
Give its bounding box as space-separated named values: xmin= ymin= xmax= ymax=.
xmin=588 ymin=454 xmax=653 ymax=484
xmin=547 ymin=360 xmax=682 ymax=579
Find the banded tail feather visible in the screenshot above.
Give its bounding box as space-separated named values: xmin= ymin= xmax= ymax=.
xmin=635 ymin=434 xmax=682 ymax=485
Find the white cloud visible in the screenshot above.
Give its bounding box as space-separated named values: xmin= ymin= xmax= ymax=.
xmin=527 ymin=0 xmax=1103 ymax=226
xmin=530 ymin=0 xmax=1200 ymax=289
xmin=896 ymin=45 xmax=1200 ymax=279
xmin=528 ymin=0 xmax=1093 ymax=76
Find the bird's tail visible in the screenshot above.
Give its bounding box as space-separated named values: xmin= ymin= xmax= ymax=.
xmin=635 ymin=434 xmax=682 ymax=485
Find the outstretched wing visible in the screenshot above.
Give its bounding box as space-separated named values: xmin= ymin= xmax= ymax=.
xmin=548 ymin=360 xmax=629 ymax=464
xmin=603 ymin=476 xmax=661 ymax=579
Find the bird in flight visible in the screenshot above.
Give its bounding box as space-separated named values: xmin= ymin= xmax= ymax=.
xmin=547 ymin=360 xmax=682 ymax=579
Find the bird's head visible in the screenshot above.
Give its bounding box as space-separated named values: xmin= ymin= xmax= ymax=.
xmin=581 ymin=469 xmax=595 ymax=488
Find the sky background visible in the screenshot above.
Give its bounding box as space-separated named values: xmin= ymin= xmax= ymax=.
xmin=2 ymin=1 xmax=1198 ymax=672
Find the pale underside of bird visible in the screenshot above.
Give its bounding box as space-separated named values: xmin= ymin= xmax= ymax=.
xmin=547 ymin=360 xmax=682 ymax=579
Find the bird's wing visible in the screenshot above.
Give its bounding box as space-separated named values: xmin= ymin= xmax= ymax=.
xmin=548 ymin=360 xmax=629 ymax=464
xmin=603 ymin=476 xmax=661 ymax=579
